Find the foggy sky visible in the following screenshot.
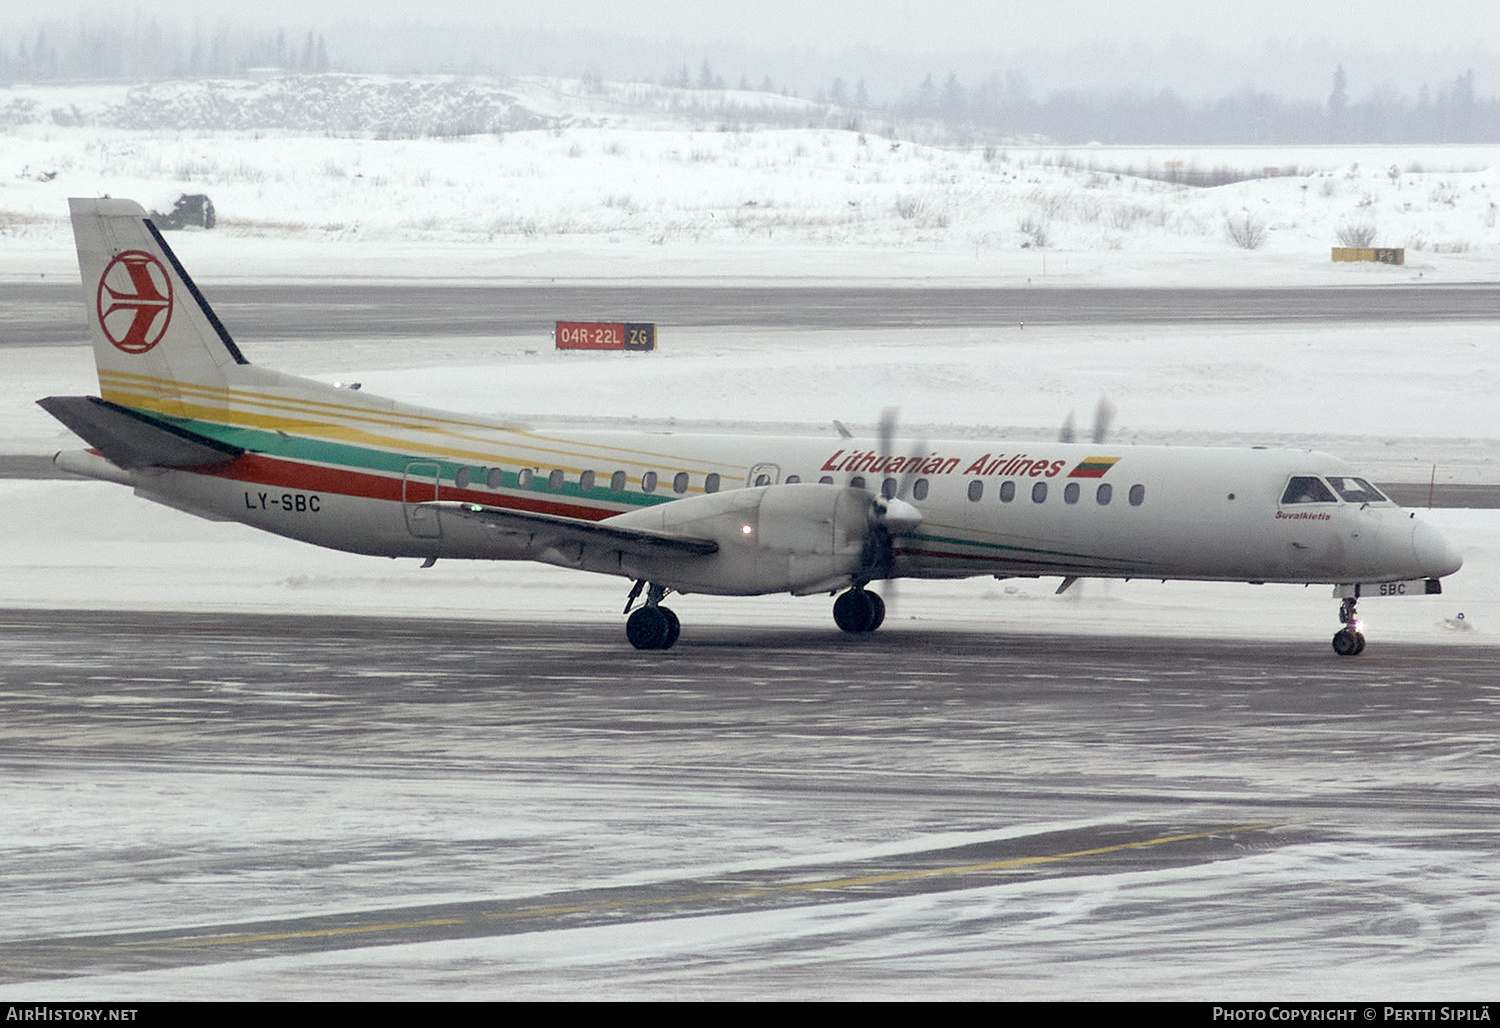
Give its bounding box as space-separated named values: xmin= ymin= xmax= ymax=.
xmin=4 ymin=1 xmax=1498 ymax=50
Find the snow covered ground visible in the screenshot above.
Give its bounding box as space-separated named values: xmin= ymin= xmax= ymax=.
xmin=6 ymin=76 xmax=1500 ymax=286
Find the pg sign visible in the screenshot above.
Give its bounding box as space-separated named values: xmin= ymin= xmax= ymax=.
xmin=1331 ymin=247 xmax=1405 ymax=265
xmin=555 ymin=322 xmax=656 ymax=351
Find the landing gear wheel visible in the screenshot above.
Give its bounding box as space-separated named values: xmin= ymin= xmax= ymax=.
xmin=1332 ymin=628 xmax=1365 ymax=657
xmin=833 ymin=588 xmax=883 ymax=634
xmin=627 ymin=606 xmax=678 ymax=650
xmin=1332 ymin=596 xmax=1366 ymax=657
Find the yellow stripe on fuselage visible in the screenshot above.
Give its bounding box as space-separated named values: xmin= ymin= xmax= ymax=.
xmin=98 ymin=370 xmax=739 ymax=475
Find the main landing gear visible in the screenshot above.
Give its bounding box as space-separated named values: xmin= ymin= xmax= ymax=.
xmin=624 ymin=581 xmax=680 ymax=651
xmin=1332 ymin=596 xmax=1366 ymax=657
xmin=833 ymin=586 xmax=885 ymax=634
xmin=623 ymin=582 xmax=889 ymax=650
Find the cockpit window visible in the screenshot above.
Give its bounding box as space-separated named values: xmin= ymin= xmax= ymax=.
xmin=1281 ymin=476 xmax=1338 ymax=504
xmin=1325 ymin=476 xmax=1388 ymax=504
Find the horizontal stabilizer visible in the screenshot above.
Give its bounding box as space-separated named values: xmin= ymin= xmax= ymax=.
xmin=439 ymin=502 xmax=719 ymax=558
xmin=37 ymin=395 xmax=244 ymax=470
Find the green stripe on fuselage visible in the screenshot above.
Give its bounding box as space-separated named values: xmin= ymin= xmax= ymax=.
xmin=149 ymin=412 xmax=673 ymax=509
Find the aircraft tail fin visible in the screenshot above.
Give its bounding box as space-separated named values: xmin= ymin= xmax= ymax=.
xmin=69 ymin=197 xmax=247 ymax=419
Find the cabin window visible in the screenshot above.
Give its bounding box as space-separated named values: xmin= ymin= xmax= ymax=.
xmin=487 ymin=467 xmax=503 ymax=489
xmin=705 ymin=472 xmax=721 ymax=493
xmin=1129 ymin=484 xmax=1146 ymax=506
xmin=642 ymin=471 xmax=658 ymax=493
xmin=912 ymin=478 xmax=929 ymax=501
xmin=579 ymin=470 xmax=595 ymax=492
xmin=454 ymin=466 xmax=471 ymax=489
xmin=850 ymin=476 xmax=866 ymax=490
xmin=518 ymin=468 xmax=533 ymax=488
xmin=882 ymin=477 xmax=898 ymax=499
xmin=1064 ymin=482 xmax=1079 ymax=504
xmin=1000 ymin=480 xmax=1016 ymax=503
xmin=819 ymin=475 xmax=834 ymax=485
xmin=673 ymin=472 xmax=689 ymax=494
xmin=967 ymin=480 xmax=984 ymax=502
xmin=785 ymin=474 xmax=800 ymax=484
xmin=1096 ymin=483 xmax=1112 ymax=505
xmin=611 ymin=470 xmax=627 ymax=492
xmin=1281 ymin=476 xmax=1336 ymax=504
xmin=1032 ymin=481 xmax=1048 ymax=503
xmin=548 ymin=469 xmax=564 ymax=490
xmin=1326 ymin=476 xmax=1388 ymax=504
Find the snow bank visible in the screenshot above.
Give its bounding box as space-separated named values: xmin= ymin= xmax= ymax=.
xmin=6 ymin=77 xmax=1500 ymax=286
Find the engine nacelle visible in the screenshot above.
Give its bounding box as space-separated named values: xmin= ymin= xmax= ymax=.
xmin=605 ymin=483 xmax=873 ymax=596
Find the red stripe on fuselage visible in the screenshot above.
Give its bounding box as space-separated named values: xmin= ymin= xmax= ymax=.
xmin=195 ymin=453 xmax=620 ymax=522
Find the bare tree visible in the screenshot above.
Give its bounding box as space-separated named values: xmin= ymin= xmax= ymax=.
xmin=1224 ymin=213 xmax=1267 ymax=249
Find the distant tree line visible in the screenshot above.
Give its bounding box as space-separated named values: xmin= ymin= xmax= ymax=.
xmin=7 ymin=23 xmax=1497 ymax=146
xmin=859 ymin=66 xmax=1500 ymax=145
xmin=692 ymin=59 xmax=1500 ymax=145
xmin=0 ymin=23 xmax=329 ymax=81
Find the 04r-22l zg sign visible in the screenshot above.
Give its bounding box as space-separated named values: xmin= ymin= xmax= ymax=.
xmin=555 ymin=322 xmax=656 ymax=351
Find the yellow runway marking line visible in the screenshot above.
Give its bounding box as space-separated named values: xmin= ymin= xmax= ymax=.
xmin=480 ymin=823 xmax=1279 ymax=923
xmin=81 ymin=823 xmax=1280 ymax=953
xmin=167 ymin=917 xmax=469 ymax=949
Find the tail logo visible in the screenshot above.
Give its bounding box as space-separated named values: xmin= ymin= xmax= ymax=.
xmin=97 ymin=250 xmax=173 ymax=354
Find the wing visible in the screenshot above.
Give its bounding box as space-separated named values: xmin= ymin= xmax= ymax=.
xmin=438 ymin=502 xmax=719 ymax=558
xmin=37 ymin=395 xmax=243 ymax=470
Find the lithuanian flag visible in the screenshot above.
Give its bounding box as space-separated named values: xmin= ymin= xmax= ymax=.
xmin=1068 ymin=456 xmax=1121 ymax=478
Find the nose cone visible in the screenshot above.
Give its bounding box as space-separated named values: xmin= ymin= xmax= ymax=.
xmin=1413 ymin=519 xmax=1463 ymax=578
xmin=873 ymin=496 xmax=923 ymax=534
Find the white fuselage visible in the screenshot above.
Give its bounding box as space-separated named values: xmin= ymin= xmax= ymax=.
xmin=106 ymin=379 xmax=1459 ymax=595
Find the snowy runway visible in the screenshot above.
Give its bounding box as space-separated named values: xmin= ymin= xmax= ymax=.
xmin=1 ymin=611 xmax=1497 ymax=999
xmin=14 ymin=281 xmax=1500 ymax=348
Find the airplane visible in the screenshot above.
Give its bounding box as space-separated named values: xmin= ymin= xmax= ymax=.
xmin=40 ymin=197 xmax=1463 ymax=654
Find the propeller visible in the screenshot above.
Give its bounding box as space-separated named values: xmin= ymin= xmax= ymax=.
xmin=1055 ymin=396 xmax=1114 ymax=603
xmin=1060 ymin=396 xmax=1115 ymax=445
xmin=1091 ymin=396 xmax=1116 ymax=445
xmin=849 ymin=407 xmax=925 ymax=607
xmin=872 ymin=406 xmax=924 ymax=526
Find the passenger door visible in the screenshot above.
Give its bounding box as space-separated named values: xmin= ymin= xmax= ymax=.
xmin=403 ymin=461 xmax=442 ymax=538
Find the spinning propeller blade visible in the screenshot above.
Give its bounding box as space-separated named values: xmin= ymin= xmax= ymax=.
xmin=853 ymin=407 xmax=926 ymax=610
xmin=1091 ymin=396 xmax=1116 ymax=445
xmin=1060 ymin=397 xmax=1114 ymax=445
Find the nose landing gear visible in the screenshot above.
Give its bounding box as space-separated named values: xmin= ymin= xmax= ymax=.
xmin=1332 ymin=597 xmax=1366 ymax=656
xmin=624 ymin=581 xmax=680 ymax=650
